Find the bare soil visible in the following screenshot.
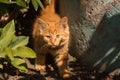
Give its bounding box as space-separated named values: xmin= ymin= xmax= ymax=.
xmin=0 ymin=59 xmax=120 ymax=80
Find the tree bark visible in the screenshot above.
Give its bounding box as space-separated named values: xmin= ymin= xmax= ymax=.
xmin=58 ymin=0 xmax=88 ymax=58
xmin=58 ymin=0 xmax=120 ymax=75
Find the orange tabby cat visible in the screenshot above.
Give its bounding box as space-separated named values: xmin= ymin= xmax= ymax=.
xmin=32 ymin=0 xmax=70 ymax=78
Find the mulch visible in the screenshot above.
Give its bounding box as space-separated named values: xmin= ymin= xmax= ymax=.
xmin=0 ymin=59 xmax=120 ymax=80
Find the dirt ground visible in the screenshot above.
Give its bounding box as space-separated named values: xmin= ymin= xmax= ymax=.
xmin=1 ymin=58 xmax=120 ymax=80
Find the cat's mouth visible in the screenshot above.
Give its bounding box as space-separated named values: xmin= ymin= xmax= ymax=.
xmin=50 ymin=45 xmax=58 ymax=48
xmin=48 ymin=44 xmax=60 ymax=49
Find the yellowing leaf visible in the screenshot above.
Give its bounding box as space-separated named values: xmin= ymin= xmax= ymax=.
xmin=11 ymin=58 xmax=27 ymax=71
xmin=31 ymin=0 xmax=38 ymax=11
xmin=10 ymin=36 xmax=29 ymax=49
xmin=5 ymin=47 xmax=14 ymax=61
xmin=0 ymin=20 xmax=15 ymax=51
xmin=13 ymin=47 xmax=36 ymax=58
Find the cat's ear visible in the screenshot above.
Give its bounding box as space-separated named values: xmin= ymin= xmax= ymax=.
xmin=37 ymin=18 xmax=46 ymax=30
xmin=60 ymin=17 xmax=68 ymax=30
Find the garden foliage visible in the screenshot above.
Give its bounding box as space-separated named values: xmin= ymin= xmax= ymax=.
xmin=0 ymin=20 xmax=36 ymax=70
xmin=0 ymin=0 xmax=50 ymax=71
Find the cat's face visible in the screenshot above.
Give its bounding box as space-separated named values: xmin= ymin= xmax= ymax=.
xmin=37 ymin=17 xmax=69 ymax=48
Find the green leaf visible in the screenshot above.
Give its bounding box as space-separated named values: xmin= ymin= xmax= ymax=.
xmin=0 ymin=0 xmax=9 ymax=4
xmin=0 ymin=0 xmax=16 ymax=4
xmin=36 ymin=0 xmax=44 ymax=10
xmin=0 ymin=20 xmax=15 ymax=38
xmin=13 ymin=47 xmax=36 ymax=58
xmin=26 ymin=0 xmax=30 ymax=4
xmin=16 ymin=0 xmax=27 ymax=7
xmin=11 ymin=58 xmax=28 ymax=70
xmin=0 ymin=32 xmax=14 ymax=51
xmin=0 ymin=20 xmax=15 ymax=51
xmin=0 ymin=52 xmax=6 ymax=58
xmin=5 ymin=47 xmax=14 ymax=61
xmin=31 ymin=0 xmax=38 ymax=11
xmin=9 ymin=36 xmax=29 ymax=49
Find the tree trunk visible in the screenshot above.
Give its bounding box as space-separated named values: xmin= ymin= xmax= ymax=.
xmin=58 ymin=0 xmax=88 ymax=58
xmin=58 ymin=0 xmax=120 ymax=75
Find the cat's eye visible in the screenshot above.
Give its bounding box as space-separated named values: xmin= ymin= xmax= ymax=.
xmin=45 ymin=35 xmax=51 ymax=39
xmin=56 ymin=35 xmax=60 ymax=38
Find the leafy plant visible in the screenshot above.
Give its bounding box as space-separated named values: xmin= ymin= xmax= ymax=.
xmin=31 ymin=0 xmax=44 ymax=11
xmin=0 ymin=20 xmax=36 ymax=70
xmin=0 ymin=0 xmax=50 ymax=71
xmin=0 ymin=0 xmax=44 ymax=11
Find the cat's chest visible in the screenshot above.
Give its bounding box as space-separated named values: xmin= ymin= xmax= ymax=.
xmin=49 ymin=48 xmax=66 ymax=57
xmin=48 ymin=49 xmax=59 ymax=56
xmin=48 ymin=47 xmax=67 ymax=56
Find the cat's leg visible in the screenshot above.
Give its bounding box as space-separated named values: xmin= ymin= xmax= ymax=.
xmin=55 ymin=53 xmax=71 ymax=78
xmin=35 ymin=53 xmax=46 ymax=71
xmin=35 ymin=46 xmax=48 ymax=71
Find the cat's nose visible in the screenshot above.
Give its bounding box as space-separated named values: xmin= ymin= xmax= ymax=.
xmin=51 ymin=42 xmax=57 ymax=46
xmin=51 ymin=40 xmax=54 ymax=44
xmin=51 ymin=43 xmax=56 ymax=46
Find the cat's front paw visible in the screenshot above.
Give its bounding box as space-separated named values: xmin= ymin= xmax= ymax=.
xmin=63 ymin=73 xmax=71 ymax=79
xmin=62 ymin=70 xmax=72 ymax=79
xmin=35 ymin=64 xmax=46 ymax=71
